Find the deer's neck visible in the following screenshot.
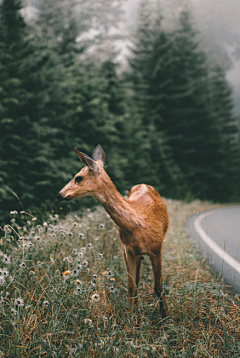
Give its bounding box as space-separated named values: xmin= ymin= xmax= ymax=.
xmin=94 ymin=175 xmax=140 ymax=231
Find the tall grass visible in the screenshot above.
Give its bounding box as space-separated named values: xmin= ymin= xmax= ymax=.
xmin=0 ymin=200 xmax=239 ymax=357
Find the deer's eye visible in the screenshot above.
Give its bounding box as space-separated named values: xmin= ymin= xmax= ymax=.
xmin=75 ymin=176 xmax=83 ymax=184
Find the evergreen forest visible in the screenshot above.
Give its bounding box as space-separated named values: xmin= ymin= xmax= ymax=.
xmin=0 ymin=0 xmax=240 ymax=224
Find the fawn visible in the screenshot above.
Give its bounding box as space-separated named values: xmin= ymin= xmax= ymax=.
xmin=57 ymin=145 xmax=169 ymax=317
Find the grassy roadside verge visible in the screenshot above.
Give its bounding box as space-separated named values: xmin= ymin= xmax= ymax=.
xmin=0 ymin=199 xmax=239 ymax=357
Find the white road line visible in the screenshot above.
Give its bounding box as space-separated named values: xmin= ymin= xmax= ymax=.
xmin=194 ymin=212 xmax=240 ymax=274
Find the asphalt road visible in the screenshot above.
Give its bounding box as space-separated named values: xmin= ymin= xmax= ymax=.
xmin=187 ymin=206 xmax=240 ymax=294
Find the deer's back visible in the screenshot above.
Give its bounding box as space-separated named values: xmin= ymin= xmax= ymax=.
xmin=127 ymin=184 xmax=169 ymax=236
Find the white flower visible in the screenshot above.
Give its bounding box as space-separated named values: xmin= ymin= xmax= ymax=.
xmin=14 ymin=297 xmax=24 ymax=307
xmin=10 ymin=210 xmax=18 ymax=215
xmin=77 ymin=264 xmax=83 ymax=271
xmin=1 ymin=268 xmax=9 ymax=277
xmin=79 ymin=233 xmax=85 ymax=239
xmin=2 ymin=254 xmax=11 ymax=264
xmin=72 ymin=248 xmax=78 ymax=255
xmin=98 ymin=253 xmax=103 ymax=260
xmin=75 ymin=287 xmax=82 ymax=295
xmin=81 ymin=247 xmax=86 ymax=252
xmin=50 ymin=257 xmax=55 ymax=264
xmin=87 ymin=243 xmax=93 ymax=249
xmin=105 ymin=270 xmax=113 ymax=280
xmin=11 ymin=219 xmax=16 ymax=223
xmin=3 ymin=225 xmax=11 ymax=233
xmin=27 ymin=221 xmax=31 ymax=226
xmin=0 ymin=277 xmax=6 ymax=286
xmin=99 ymin=223 xmax=105 ymax=229
xmin=82 ymin=260 xmax=88 ymax=268
xmin=43 ymin=222 xmax=48 ymax=227
xmin=84 ymin=318 xmax=93 ymax=326
xmin=63 ymin=270 xmax=71 ymax=280
xmin=19 ymin=262 xmax=26 ymax=268
xmin=72 ymin=268 xmax=80 ymax=277
xmin=108 ymin=286 xmax=117 ymax=293
xmin=91 ymin=293 xmax=100 ymax=302
xmin=93 ymin=274 xmax=98 ymax=279
xmin=20 ymin=211 xmax=25 ymax=214
xmin=43 ymin=300 xmax=49 ymax=306
xmin=63 ymin=256 xmax=73 ymax=263
xmin=77 ymin=252 xmax=84 ymax=259
xmin=32 ymin=217 xmax=37 ymax=221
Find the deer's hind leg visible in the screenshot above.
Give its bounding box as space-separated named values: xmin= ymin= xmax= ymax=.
xmin=150 ymin=253 xmax=168 ymax=318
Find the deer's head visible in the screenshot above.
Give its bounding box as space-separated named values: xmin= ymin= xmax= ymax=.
xmin=57 ymin=145 xmax=106 ymax=202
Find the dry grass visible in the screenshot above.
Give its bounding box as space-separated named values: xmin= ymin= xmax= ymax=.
xmin=0 ymin=199 xmax=239 ymax=357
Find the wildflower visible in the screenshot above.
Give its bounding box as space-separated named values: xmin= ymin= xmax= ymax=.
xmin=32 ymin=217 xmax=37 ymax=221
xmin=43 ymin=222 xmax=48 ymax=227
xmin=2 ymin=254 xmax=11 ymax=264
xmin=8 ymin=275 xmax=13 ymax=282
xmin=3 ymin=225 xmax=11 ymax=233
xmin=1 ymin=268 xmax=9 ymax=277
xmin=11 ymin=307 xmax=17 ymax=315
xmin=55 ymin=214 xmax=59 ymax=220
xmin=87 ymin=214 xmax=92 ymax=220
xmin=72 ymin=268 xmax=80 ymax=277
xmin=75 ymin=287 xmax=82 ymax=295
xmin=14 ymin=297 xmax=24 ymax=307
xmin=84 ymin=318 xmax=93 ymax=326
xmin=63 ymin=270 xmax=71 ymax=280
xmin=77 ymin=264 xmax=83 ymax=271
xmin=20 ymin=211 xmax=25 ymax=214
xmin=77 ymin=252 xmax=84 ymax=259
xmin=81 ymin=247 xmax=86 ymax=252
xmin=10 ymin=210 xmax=18 ymax=215
xmin=91 ymin=293 xmax=100 ymax=302
xmin=26 ymin=221 xmax=31 ymax=226
xmin=11 ymin=219 xmax=16 ymax=223
xmin=69 ymin=232 xmax=73 ymax=237
xmin=0 ymin=277 xmax=6 ymax=286
xmin=87 ymin=243 xmax=93 ymax=249
xmin=108 ymin=286 xmax=117 ymax=293
xmin=105 ymin=270 xmax=113 ymax=280
xmin=99 ymin=223 xmax=105 ymax=229
xmin=63 ymin=256 xmax=73 ymax=263
xmin=82 ymin=260 xmax=88 ymax=268
xmin=94 ymin=237 xmax=99 ymax=241
xmin=93 ymin=273 xmax=98 ymax=279
xmin=98 ymin=253 xmax=103 ymax=260
xmin=72 ymin=248 xmax=78 ymax=255
xmin=19 ymin=262 xmax=26 ymax=268
xmin=35 ymin=236 xmax=42 ymax=241
xmin=43 ymin=300 xmax=49 ymax=306
xmin=79 ymin=233 xmax=85 ymax=239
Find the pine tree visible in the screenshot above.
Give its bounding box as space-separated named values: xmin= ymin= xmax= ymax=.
xmin=0 ymin=0 xmax=70 ymax=221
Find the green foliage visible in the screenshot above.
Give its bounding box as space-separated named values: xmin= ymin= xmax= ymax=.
xmin=0 ymin=0 xmax=239 ymax=224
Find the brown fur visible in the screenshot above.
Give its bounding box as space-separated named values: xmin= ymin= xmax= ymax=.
xmin=58 ymin=146 xmax=169 ymax=317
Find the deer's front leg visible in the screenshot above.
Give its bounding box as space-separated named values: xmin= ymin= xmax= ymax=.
xmin=150 ymin=254 xmax=168 ymax=318
xmin=124 ymin=248 xmax=138 ymax=311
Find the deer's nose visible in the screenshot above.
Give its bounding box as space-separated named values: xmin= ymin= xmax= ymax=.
xmin=57 ymin=193 xmax=64 ymax=202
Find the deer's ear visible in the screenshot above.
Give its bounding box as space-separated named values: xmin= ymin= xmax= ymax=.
xmin=75 ymin=147 xmax=100 ymax=173
xmin=92 ymin=144 xmax=106 ymax=165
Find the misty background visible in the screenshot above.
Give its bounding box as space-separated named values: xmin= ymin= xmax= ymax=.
xmin=1 ymin=0 xmax=240 ymax=224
